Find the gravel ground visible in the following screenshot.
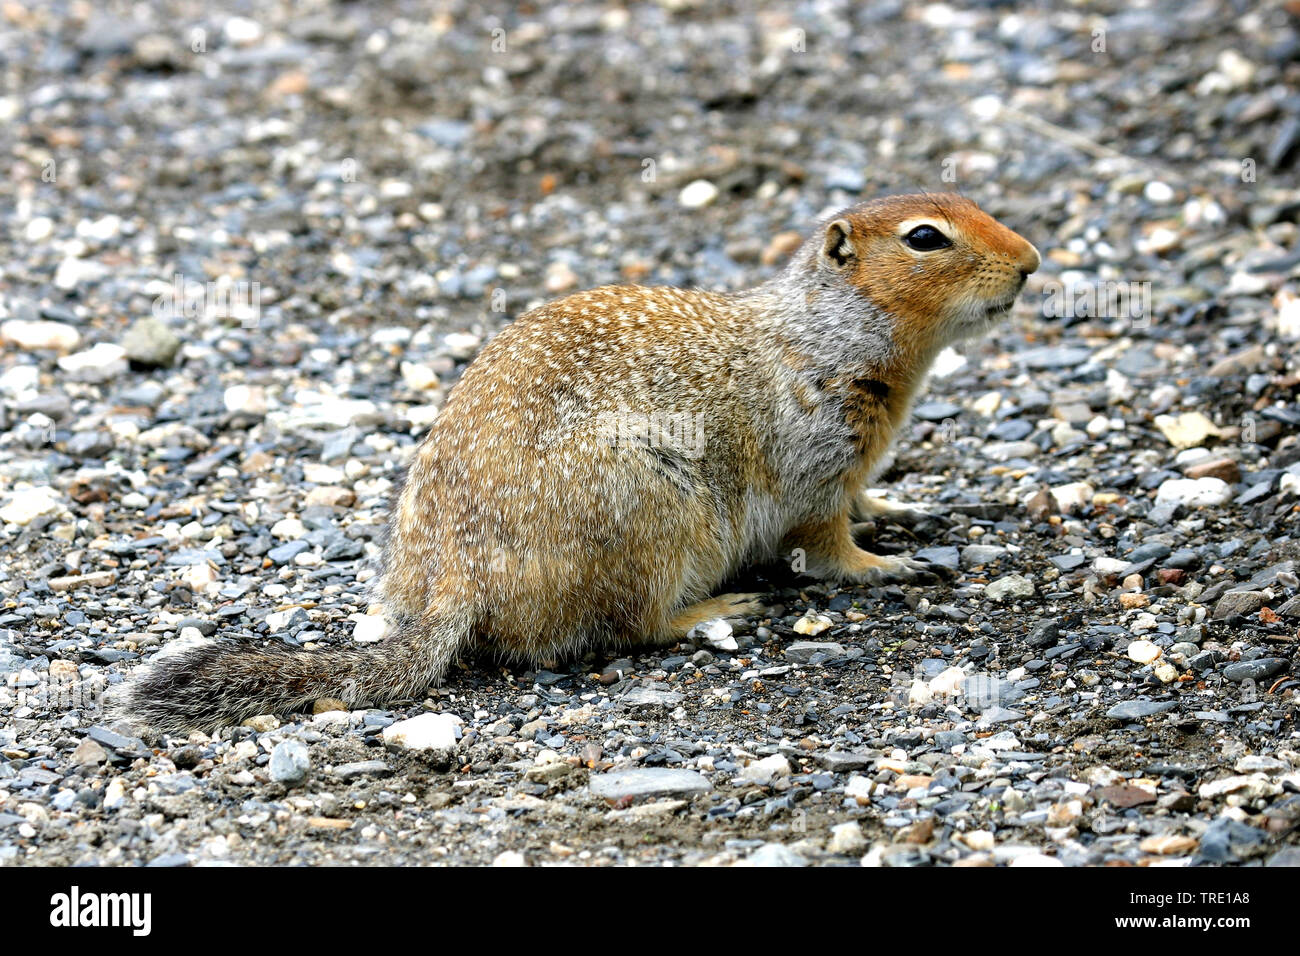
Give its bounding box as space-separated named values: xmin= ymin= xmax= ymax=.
xmin=2 ymin=0 xmax=1299 ymax=867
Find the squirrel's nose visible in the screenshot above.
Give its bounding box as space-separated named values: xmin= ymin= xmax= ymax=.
xmin=1019 ymin=243 xmax=1041 ymax=278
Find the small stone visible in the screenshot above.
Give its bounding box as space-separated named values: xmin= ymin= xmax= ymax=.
xmin=1047 ymin=800 xmax=1083 ymax=826
xmin=49 ymin=660 xmax=79 ymax=678
xmin=678 ymin=179 xmax=719 ymax=208
xmin=267 ymin=541 xmax=310 ymax=565
xmin=312 ymin=697 xmax=347 ymax=714
xmin=762 ymin=231 xmax=804 ymax=266
xmin=1093 ymin=557 xmax=1129 ymax=577
xmin=265 ymin=608 xmax=308 ymax=632
xmin=242 ymin=714 xmax=280 ymax=733
xmin=544 ymin=261 xmax=578 ymax=294
xmin=1026 ymin=488 xmax=1055 ymax=520
xmin=1139 ymin=834 xmax=1197 ymax=855
xmin=738 ymin=754 xmax=792 ymax=786
xmin=270 ymin=517 xmax=306 ymax=540
xmin=1085 ymin=415 xmax=1110 ymax=437
xmin=1234 ymin=755 xmax=1287 ymax=774
xmin=792 ymin=613 xmax=833 ymax=636
xmin=960 ymin=544 xmax=1007 ymax=568
xmin=845 ymin=776 xmax=874 ymax=802
xmin=621 ymin=686 xmax=684 ymax=709
xmin=589 ymin=768 xmax=711 ymax=801
xmin=1106 ymin=700 xmax=1176 ymax=720
xmin=1155 ymin=477 xmax=1232 ymax=508
xmin=1049 ymin=481 xmax=1093 ymax=514
xmin=57 ymin=343 xmax=129 ymax=383
xmin=67 ymin=431 xmax=115 ymax=458
xmin=0 ymin=486 xmax=61 ymax=525
xmin=492 ymin=851 xmax=527 ymax=867
xmin=1222 ymin=659 xmax=1287 ymax=683
xmin=816 ymin=751 xmax=875 ymax=772
xmin=915 ymin=545 xmax=960 ymax=569
xmin=691 ymin=618 xmax=737 ymax=651
xmin=103 ymin=778 xmax=127 ymax=811
xmin=1 ymin=319 xmax=81 ymax=352
xmin=1268 ymin=848 xmax=1300 ymax=867
xmin=331 ymin=760 xmax=390 ymax=780
xmin=1127 ymin=640 xmax=1161 ymax=664
xmin=224 ymin=384 xmax=268 ymax=416
xmin=269 ymin=740 xmax=310 ymax=785
xmin=827 ymin=821 xmax=867 ymax=854
xmin=382 ymin=713 xmax=461 ymax=751
xmin=51 ymin=572 xmax=117 ymax=595
xmin=70 ymin=738 xmax=107 ymax=766
xmin=1119 ymin=593 xmax=1150 ymax=609
xmin=1144 ymin=181 xmax=1175 ymax=203
xmin=121 ymin=316 xmax=181 ymax=367
xmin=736 ymin=843 xmax=806 ymax=867
xmin=1212 ymin=591 xmax=1266 ymax=620
xmin=1026 ymin=620 xmax=1061 ymax=647
xmin=985 ymin=574 xmax=1035 ymax=602
xmin=1095 ymin=784 xmax=1157 ymax=808
xmin=1184 ymin=458 xmax=1240 ymax=483
xmin=1198 ymin=775 xmax=1261 ymax=799
xmin=785 ymin=640 xmax=845 ymax=663
xmin=304 ymin=486 xmax=355 ymax=508
xmin=1154 ymin=412 xmax=1220 ymax=449
xmin=897 ymin=817 xmax=935 ymax=844
xmin=1153 ymin=662 xmax=1179 ymax=684
xmin=929 ymin=666 xmax=967 ymax=697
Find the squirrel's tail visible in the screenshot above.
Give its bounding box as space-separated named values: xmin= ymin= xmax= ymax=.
xmin=109 ymin=614 xmax=470 ymax=736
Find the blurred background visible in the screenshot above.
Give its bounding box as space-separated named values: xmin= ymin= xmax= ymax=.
xmin=3 ymin=0 xmax=1298 ymax=343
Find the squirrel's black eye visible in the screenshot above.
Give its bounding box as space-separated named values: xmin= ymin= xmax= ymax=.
xmin=903 ymin=225 xmax=951 ymax=251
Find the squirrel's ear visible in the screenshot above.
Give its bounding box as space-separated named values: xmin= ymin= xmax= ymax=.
xmin=821 ymin=219 xmax=855 ymax=270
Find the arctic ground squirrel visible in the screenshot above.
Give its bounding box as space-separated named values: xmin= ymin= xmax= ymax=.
xmin=115 ymin=192 xmax=1040 ymax=733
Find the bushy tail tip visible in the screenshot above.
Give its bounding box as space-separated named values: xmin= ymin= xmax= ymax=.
xmin=109 ymin=617 xmax=466 ymax=736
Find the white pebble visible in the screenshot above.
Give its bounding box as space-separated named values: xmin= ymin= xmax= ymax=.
xmin=1143 ymin=181 xmax=1175 ymax=204
xmin=1 ymin=319 xmax=80 ymax=352
xmin=827 ymin=822 xmax=867 ymax=854
xmin=793 ymin=613 xmax=833 ymax=636
xmin=678 ymin=179 xmax=719 ymax=208
xmin=0 ymin=486 xmax=61 ymax=525
xmin=382 ymin=712 xmax=462 ymax=751
xmin=270 ymin=517 xmax=305 ymax=540
xmin=1127 ymin=640 xmax=1161 ymax=664
xmin=224 ymin=384 xmax=268 ymax=416
xmin=1155 ymin=477 xmax=1232 ymax=508
xmin=57 ymin=343 xmax=127 ymax=383
xmin=692 ymin=618 xmax=737 ymax=651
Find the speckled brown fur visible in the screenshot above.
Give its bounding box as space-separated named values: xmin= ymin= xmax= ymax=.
xmin=114 ymin=193 xmax=1039 ymax=734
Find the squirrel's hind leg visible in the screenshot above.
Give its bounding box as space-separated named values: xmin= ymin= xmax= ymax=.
xmin=665 ymin=593 xmax=765 ymax=640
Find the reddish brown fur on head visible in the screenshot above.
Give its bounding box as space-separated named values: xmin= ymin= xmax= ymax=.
xmin=817 ymin=192 xmax=1040 ymax=350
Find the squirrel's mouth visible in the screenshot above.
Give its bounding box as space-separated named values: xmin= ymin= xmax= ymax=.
xmin=984 ymin=297 xmax=1017 ymax=317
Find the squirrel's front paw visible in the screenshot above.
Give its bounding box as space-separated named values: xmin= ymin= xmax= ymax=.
xmin=860 ymin=553 xmax=926 ymax=585
xmin=819 ymin=550 xmax=924 ymax=586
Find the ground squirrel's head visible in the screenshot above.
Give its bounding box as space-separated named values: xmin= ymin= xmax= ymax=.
xmin=813 ymin=192 xmax=1040 ymax=350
